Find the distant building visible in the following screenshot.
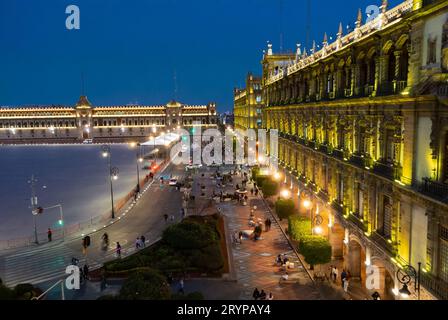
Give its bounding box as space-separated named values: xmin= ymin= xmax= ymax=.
xmin=233 ymin=73 xmax=265 ymax=130
xmin=0 ymin=96 xmax=217 ymax=143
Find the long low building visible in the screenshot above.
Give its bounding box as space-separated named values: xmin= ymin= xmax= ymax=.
xmin=0 ymin=96 xmax=217 ymax=144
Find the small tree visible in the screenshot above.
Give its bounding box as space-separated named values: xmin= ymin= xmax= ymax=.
xmin=261 ymin=179 xmax=278 ymax=197
xmin=298 ymin=236 xmax=332 ymax=270
xmin=288 ymin=216 xmax=312 ymax=241
xmin=275 ymin=198 xmax=296 ymax=219
xmin=251 ymin=166 xmax=260 ymax=181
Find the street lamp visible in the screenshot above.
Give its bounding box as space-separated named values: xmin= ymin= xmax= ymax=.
xmin=280 ymin=189 xmax=291 ymax=199
xmin=130 ymin=142 xmax=142 ymax=194
xmin=397 ymin=263 xmax=422 ymax=300
xmin=102 ymin=145 xmax=119 ymax=219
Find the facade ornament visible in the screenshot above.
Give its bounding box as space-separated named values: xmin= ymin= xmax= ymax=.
xmin=267 ymin=42 xmax=273 ymax=56
xmin=296 ymin=43 xmax=302 ymax=61
xmin=322 ymin=33 xmax=329 ymax=57
xmin=336 ymin=22 xmax=343 ymax=50
xmin=354 ymin=8 xmax=363 ymax=40
xmin=442 ymin=17 xmax=448 ymax=72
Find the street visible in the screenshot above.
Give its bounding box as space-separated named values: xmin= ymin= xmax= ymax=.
xmin=0 ymin=162 xmax=186 ymax=288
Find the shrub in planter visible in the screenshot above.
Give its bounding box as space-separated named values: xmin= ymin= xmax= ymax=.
xmin=288 ymin=216 xmax=312 ymax=241
xmin=119 ymin=269 xmax=171 ymax=300
xmin=298 ymin=236 xmax=332 ymax=270
xmin=190 ymin=244 xmax=223 ymax=271
xmin=172 ymin=291 xmax=204 ymax=300
xmin=255 ymin=175 xmax=269 ymax=188
xmin=275 ymin=198 xmax=295 ymax=219
xmin=261 ymin=179 xmax=278 ymax=197
xmin=162 ymin=221 xmax=217 ymax=250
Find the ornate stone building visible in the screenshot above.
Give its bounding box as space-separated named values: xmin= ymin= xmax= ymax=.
xmin=0 ymin=96 xmax=217 ymax=143
xmin=262 ymin=0 xmax=448 ymax=299
xmin=233 ymin=73 xmax=264 ymax=130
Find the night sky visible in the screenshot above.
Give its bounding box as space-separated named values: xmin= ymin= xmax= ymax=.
xmin=0 ymin=0 xmax=402 ymax=112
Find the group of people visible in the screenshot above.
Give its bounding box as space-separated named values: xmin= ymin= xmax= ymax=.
xmin=163 ymin=213 xmax=175 ymax=223
xmin=232 ymin=231 xmax=244 ymax=244
xmin=135 ymin=235 xmax=146 ymax=249
xmin=276 ymin=254 xmax=289 ymax=266
xmin=252 ymin=288 xmax=274 ymax=300
xmin=329 ymin=265 xmax=351 ymax=293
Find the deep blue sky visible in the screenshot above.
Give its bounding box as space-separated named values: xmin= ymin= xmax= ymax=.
xmin=0 ymin=0 xmax=402 ymax=112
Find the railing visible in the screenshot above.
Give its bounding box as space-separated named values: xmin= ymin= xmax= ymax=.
xmin=349 ymin=154 xmax=369 ymax=168
xmin=370 ymin=232 xmax=396 ymax=255
xmin=380 ymin=81 xmax=395 ymax=95
xmin=331 ymin=200 xmax=344 ymax=214
xmin=420 ymin=272 xmax=448 ymax=300
xmin=420 ymin=178 xmax=448 ymax=203
xmin=372 ymin=161 xmax=402 ymax=180
xmin=347 ymin=213 xmax=368 ymax=232
xmin=395 ymin=80 xmax=407 ymax=93
xmin=332 ymin=148 xmax=345 ymax=159
xmin=344 ymin=88 xmax=352 ymax=97
xmin=0 ymin=159 xmax=167 ymax=251
xmin=437 ymin=84 xmax=448 ymax=97
xmin=364 ymin=85 xmax=375 ymax=96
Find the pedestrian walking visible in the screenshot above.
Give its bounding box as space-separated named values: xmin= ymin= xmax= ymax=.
xmin=341 ymin=269 xmax=347 ymax=288
xmin=83 ymin=264 xmax=89 ymax=280
xmin=170 ymin=215 xmax=175 ymax=222
xmin=333 ymin=266 xmax=338 ymax=282
xmin=116 ymin=242 xmax=122 ymax=258
xmin=250 ymin=188 xmax=254 ymax=195
xmin=100 ymin=272 xmax=107 ymax=291
xmin=252 ymin=288 xmax=260 ymax=300
xmin=140 ymin=235 xmax=146 ymax=247
xmin=255 ymin=188 xmax=259 ymax=196
xmin=178 ymin=279 xmax=185 ymax=295
xmin=259 ymin=290 xmax=267 ymax=300
xmin=47 ymin=228 xmax=52 ymax=242
xmin=267 ymin=293 xmax=274 ymax=300
xmin=135 ymin=237 xmax=141 ymax=250
xmin=164 ymin=214 xmax=169 ymax=223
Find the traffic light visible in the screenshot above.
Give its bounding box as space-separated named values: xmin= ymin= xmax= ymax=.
xmin=58 ymin=219 xmax=64 ymax=226
xmin=37 ymin=207 xmax=44 ymax=214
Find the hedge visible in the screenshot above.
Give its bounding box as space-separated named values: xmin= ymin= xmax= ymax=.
xmin=288 ymin=216 xmax=312 ymax=241
xmin=119 ymin=269 xmax=171 ymax=300
xmin=162 ymin=220 xmax=217 ymax=250
xmin=275 ymin=198 xmax=296 ymax=219
xmin=261 ymin=179 xmax=279 ymax=197
xmin=298 ymin=235 xmax=332 ymax=268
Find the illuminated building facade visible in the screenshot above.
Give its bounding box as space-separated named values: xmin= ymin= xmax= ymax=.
xmin=262 ymin=0 xmax=448 ymax=299
xmin=0 ymin=96 xmax=217 ymax=143
xmin=233 ymin=73 xmax=265 ymax=130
